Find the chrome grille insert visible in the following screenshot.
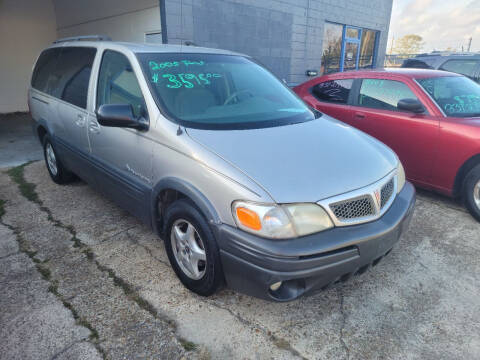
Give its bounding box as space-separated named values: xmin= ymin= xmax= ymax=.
xmin=380 ymin=178 xmax=394 ymax=209
xmin=330 ymin=196 xmax=375 ymax=220
xmin=318 ymin=171 xmax=398 ymax=227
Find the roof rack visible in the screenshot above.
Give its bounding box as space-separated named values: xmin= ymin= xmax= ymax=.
xmin=53 ymin=35 xmax=112 ymax=44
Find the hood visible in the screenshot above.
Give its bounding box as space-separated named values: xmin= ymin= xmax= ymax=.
xmin=186 ymin=116 xmax=398 ymax=203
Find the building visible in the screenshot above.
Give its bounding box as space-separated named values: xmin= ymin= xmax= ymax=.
xmin=0 ymin=0 xmax=393 ymax=113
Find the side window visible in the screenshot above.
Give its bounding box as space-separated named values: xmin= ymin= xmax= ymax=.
xmin=439 ymin=59 xmax=480 ymax=78
xmin=31 ymin=48 xmax=61 ymax=95
xmin=56 ymin=47 xmax=97 ymax=109
xmin=97 ymin=50 xmax=146 ymax=118
xmin=358 ymin=79 xmax=418 ymax=111
xmin=311 ymin=79 xmax=353 ymax=104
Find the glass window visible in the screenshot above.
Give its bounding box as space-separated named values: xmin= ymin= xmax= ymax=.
xmin=321 ymin=23 xmax=343 ymax=74
xmin=97 ymin=50 xmax=146 ymax=118
xmin=343 ymin=42 xmax=359 ymax=71
xmin=417 ymin=76 xmax=480 ymax=117
xmin=358 ymin=79 xmax=418 ymax=111
xmin=54 ymin=47 xmax=96 ymax=109
xmin=439 ymin=59 xmax=480 ymax=78
xmin=137 ymin=53 xmax=313 ymax=130
xmin=311 ymin=79 xmax=353 ymax=104
xmin=359 ymin=30 xmax=378 ymax=68
xmin=31 ymin=48 xmax=61 ymax=95
xmin=346 ymin=28 xmax=359 ymax=39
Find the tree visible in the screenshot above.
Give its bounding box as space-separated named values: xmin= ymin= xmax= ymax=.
xmin=393 ymin=34 xmax=424 ymax=55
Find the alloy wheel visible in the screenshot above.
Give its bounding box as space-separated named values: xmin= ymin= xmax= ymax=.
xmin=474 ymin=180 xmax=480 ymax=210
xmin=46 ymin=143 xmax=58 ymax=176
xmin=170 ymin=219 xmax=207 ymax=280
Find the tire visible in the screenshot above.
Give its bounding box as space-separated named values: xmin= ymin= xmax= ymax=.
xmin=42 ymin=135 xmax=74 ymax=184
xmin=463 ymin=164 xmax=480 ymax=222
xmin=163 ymin=198 xmax=224 ymax=296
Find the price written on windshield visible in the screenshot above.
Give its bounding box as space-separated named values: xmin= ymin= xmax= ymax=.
xmin=149 ymin=60 xmax=205 ymax=70
xmin=152 ymin=72 xmax=223 ymax=88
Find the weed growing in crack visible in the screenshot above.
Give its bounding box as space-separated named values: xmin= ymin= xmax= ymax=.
xmin=0 ymin=199 xmax=5 ymax=218
xmin=179 ymin=338 xmax=197 ymax=351
xmin=37 ymin=263 xmax=51 ymax=279
xmin=7 ymin=164 xmax=40 ymax=204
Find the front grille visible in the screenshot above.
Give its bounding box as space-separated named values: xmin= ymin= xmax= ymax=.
xmin=380 ymin=178 xmax=394 ymax=208
xmin=330 ymin=196 xmax=375 ymax=220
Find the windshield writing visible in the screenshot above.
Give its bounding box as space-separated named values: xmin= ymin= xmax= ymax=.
xmin=418 ymin=76 xmax=480 ymax=117
xmin=138 ymin=53 xmax=312 ymax=130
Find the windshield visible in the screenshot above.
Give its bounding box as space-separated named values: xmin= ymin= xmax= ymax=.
xmin=417 ymin=76 xmax=480 ymax=117
xmin=137 ymin=53 xmax=313 ymax=129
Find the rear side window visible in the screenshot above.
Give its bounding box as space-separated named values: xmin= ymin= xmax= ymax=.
xmin=31 ymin=47 xmax=96 ymax=109
xmin=358 ymin=79 xmax=418 ymax=111
xmin=439 ymin=59 xmax=480 ymax=78
xmin=97 ymin=50 xmax=146 ymax=118
xmin=311 ymin=79 xmax=353 ymax=104
xmin=31 ymin=48 xmax=61 ymax=95
xmin=56 ymin=47 xmax=97 ymax=108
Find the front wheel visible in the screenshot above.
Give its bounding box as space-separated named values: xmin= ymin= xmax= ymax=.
xmin=463 ymin=164 xmax=480 ymax=222
xmin=163 ymin=199 xmax=224 ymax=296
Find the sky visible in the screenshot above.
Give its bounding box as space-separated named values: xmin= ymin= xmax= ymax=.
xmin=388 ymin=0 xmax=480 ymax=53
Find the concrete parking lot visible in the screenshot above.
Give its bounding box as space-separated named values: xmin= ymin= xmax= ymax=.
xmin=0 ymin=121 xmax=479 ymax=359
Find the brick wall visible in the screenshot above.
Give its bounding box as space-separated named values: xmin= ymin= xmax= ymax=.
xmin=164 ymin=0 xmax=393 ymax=85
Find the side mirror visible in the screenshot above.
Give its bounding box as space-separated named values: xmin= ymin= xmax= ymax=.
xmin=397 ymin=98 xmax=425 ymax=113
xmin=96 ymin=104 xmax=148 ymax=130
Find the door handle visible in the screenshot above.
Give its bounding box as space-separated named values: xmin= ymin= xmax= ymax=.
xmin=355 ymin=112 xmax=366 ymax=119
xmin=88 ymin=119 xmax=100 ymax=134
xmin=75 ymin=114 xmax=86 ymax=127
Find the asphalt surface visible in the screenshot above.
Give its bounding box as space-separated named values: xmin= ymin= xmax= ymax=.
xmin=0 ymin=116 xmax=479 ymax=359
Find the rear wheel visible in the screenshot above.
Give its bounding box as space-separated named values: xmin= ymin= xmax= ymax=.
xmin=463 ymin=164 xmax=480 ymax=222
xmin=163 ymin=199 xmax=223 ymax=296
xmin=43 ymin=135 xmax=74 ymax=184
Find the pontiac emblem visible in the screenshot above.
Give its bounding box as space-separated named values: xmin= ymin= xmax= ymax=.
xmin=374 ymin=189 xmax=381 ymax=208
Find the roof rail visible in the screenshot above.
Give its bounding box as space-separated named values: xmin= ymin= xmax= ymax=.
xmin=53 ymin=35 xmax=112 ymax=44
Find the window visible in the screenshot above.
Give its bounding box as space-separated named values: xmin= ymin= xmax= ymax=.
xmin=137 ymin=53 xmax=313 ymax=130
xmin=311 ymin=79 xmax=353 ymax=104
xmin=31 ymin=47 xmax=96 ymax=108
xmin=359 ymin=30 xmax=378 ymax=68
xmin=321 ymin=23 xmax=379 ymax=74
xmin=358 ymin=79 xmax=418 ymax=111
xmin=56 ymin=47 xmax=96 ymax=109
xmin=97 ymin=50 xmax=146 ymax=118
xmin=439 ymin=59 xmax=480 ymax=78
xmin=31 ymin=48 xmax=61 ymax=95
xmin=321 ymin=23 xmax=344 ymax=74
xmin=417 ymin=76 xmax=480 ymax=117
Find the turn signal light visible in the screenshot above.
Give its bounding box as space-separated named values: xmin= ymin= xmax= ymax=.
xmin=236 ymin=207 xmax=262 ymax=231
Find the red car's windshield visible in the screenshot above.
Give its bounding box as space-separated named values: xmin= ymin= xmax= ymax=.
xmin=416 ymin=76 xmax=480 ymax=117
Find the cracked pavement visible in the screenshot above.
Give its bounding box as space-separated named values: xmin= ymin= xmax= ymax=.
xmin=1 ymin=160 xmax=480 ymax=359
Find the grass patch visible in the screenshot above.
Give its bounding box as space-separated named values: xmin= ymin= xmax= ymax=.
xmin=179 ymin=338 xmax=197 ymax=351
xmin=7 ymin=164 xmax=41 ymax=205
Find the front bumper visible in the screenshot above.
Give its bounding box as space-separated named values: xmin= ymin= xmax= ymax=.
xmin=215 ymin=182 xmax=416 ymax=301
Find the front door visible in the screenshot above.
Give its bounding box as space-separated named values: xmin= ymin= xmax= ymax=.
xmin=348 ymin=78 xmax=439 ymax=184
xmin=88 ymin=49 xmax=153 ymax=223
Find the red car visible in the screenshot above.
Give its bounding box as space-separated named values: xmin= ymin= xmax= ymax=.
xmin=294 ymin=68 xmax=480 ymax=221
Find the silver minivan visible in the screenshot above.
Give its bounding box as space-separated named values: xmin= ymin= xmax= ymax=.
xmin=29 ymin=37 xmax=415 ymax=301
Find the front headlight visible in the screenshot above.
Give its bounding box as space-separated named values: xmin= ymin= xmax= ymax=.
xmin=397 ymin=161 xmax=406 ymax=193
xmin=232 ymin=201 xmax=334 ymax=239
